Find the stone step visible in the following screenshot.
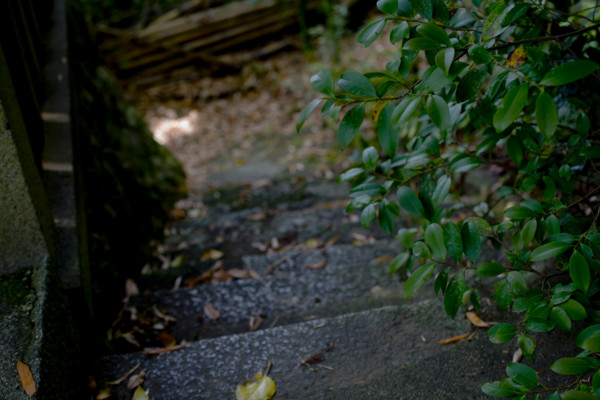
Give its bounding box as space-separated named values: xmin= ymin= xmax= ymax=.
xmin=113 ymin=241 xmax=409 ymax=351
xmin=93 ymin=302 xmax=511 ymax=400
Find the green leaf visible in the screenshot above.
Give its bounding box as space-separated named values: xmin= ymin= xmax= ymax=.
xmin=361 ymin=203 xmax=376 ymax=228
xmin=504 ymin=206 xmax=538 ymax=220
xmin=426 ymin=95 xmax=450 ymax=131
xmin=434 ymin=267 xmax=449 ymax=295
xmin=506 ymin=362 xmax=538 ymax=388
xmin=397 ymin=186 xmax=425 ymax=217
xmin=338 ymin=71 xmax=376 ymax=97
xmin=425 ymin=223 xmax=446 ymax=260
xmin=339 ymin=167 xmax=364 ymax=182
xmin=392 ymin=96 xmax=421 ymax=124
xmin=443 ymin=221 xmax=463 ymax=261
xmin=378 ymin=202 xmax=395 ymax=235
xmin=535 ymin=92 xmax=558 ymax=138
xmin=507 ymin=271 xmax=528 ymax=293
xmin=493 ymin=84 xmax=528 ymax=132
xmin=456 ymin=67 xmax=487 ymax=102
xmin=488 ymin=323 xmax=517 ymax=344
xmin=449 ymin=154 xmax=483 ymax=174
xmin=468 ymin=45 xmax=492 ymax=64
xmin=417 ymin=23 xmax=451 ymax=46
xmin=377 ymin=0 xmax=400 ymax=15
xmin=558 ymin=299 xmax=587 ymax=321
xmin=377 ymin=103 xmax=398 ymax=156
xmin=358 ymin=19 xmax=387 ymax=48
xmin=506 ymin=136 xmax=523 ymax=167
xmin=311 ymin=70 xmax=335 ymax=96
xmin=404 ymin=263 xmax=435 ymax=299
xmin=560 ymin=391 xmax=600 ymax=400
xmin=477 ymin=262 xmax=505 ymax=277
xmin=569 ymin=251 xmax=590 ymax=294
xmin=518 ymin=219 xmax=537 ymax=250
xmin=525 ymin=318 xmax=555 ymax=332
xmin=432 ymin=175 xmax=451 ymax=207
xmin=435 ymin=47 xmax=454 ymax=76
xmin=461 ymin=221 xmax=480 ymax=263
xmin=404 ymin=37 xmax=442 ymax=51
xmin=540 ymin=60 xmax=599 ymax=86
xmin=550 ymin=357 xmax=596 ymax=376
xmin=530 ymin=241 xmax=572 ymax=262
xmin=576 ymin=325 xmax=600 ymax=353
xmin=444 ymin=272 xmax=466 ymax=319
xmin=409 ymin=0 xmax=433 ymax=19
xmin=517 ymin=334 xmax=536 ymax=362
xmin=390 ymin=21 xmax=410 ymax=43
xmin=481 ymin=380 xmax=527 ymax=397
xmin=550 ymin=306 xmax=571 ymax=331
xmin=389 ymin=252 xmax=411 ymax=274
xmin=338 ymin=104 xmax=365 ymax=148
xmin=296 ymin=99 xmax=323 ymax=133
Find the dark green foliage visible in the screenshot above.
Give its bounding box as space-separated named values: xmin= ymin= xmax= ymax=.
xmin=299 ymin=0 xmax=600 ymax=397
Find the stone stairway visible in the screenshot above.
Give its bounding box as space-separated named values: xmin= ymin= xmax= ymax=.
xmin=89 ymin=175 xmax=525 ymax=399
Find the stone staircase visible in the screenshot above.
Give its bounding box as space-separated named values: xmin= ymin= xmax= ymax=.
xmin=89 ymin=175 xmax=520 ymax=399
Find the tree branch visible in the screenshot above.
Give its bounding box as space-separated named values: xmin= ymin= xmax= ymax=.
xmin=490 ymin=23 xmax=600 ymax=51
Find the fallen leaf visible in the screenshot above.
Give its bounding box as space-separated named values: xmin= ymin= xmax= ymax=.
xmin=142 ymin=342 xmax=188 ymax=355
xmin=228 ymin=268 xmax=250 ymax=279
xmin=247 ymin=268 xmax=260 ymax=279
xmin=127 ymin=371 xmax=145 ymax=390
xmin=170 ymin=254 xmax=185 ymax=268
xmin=270 ymin=237 xmax=280 ymax=249
xmin=125 ymin=279 xmax=140 ymax=298
xmin=305 ymin=261 xmax=326 ymax=270
xmin=16 ymin=360 xmax=36 ymax=397
xmin=512 ymin=348 xmax=523 ymax=363
xmin=438 ymin=333 xmax=470 ymax=345
xmin=107 ymin=364 xmax=141 ymax=385
xmin=202 ymin=249 xmax=224 ymax=260
xmin=372 ymin=255 xmax=394 ymax=263
xmin=370 ymin=285 xmax=384 ymax=294
xmin=305 ymin=238 xmax=321 ymax=249
xmin=132 ymin=386 xmax=149 ymax=400
xmin=301 ymin=353 xmax=324 ymax=366
xmin=323 ymin=235 xmax=340 ymax=249
xmin=247 ymin=211 xmax=268 ymax=221
xmin=96 ymin=387 xmax=111 ymax=399
xmin=204 ymin=303 xmax=220 ymax=320
xmin=235 ymin=366 xmax=276 ymax=400
xmin=249 ymin=315 xmax=263 ymax=331
xmin=156 ymin=331 xmax=177 ymax=347
xmin=466 ymin=311 xmax=491 ymax=328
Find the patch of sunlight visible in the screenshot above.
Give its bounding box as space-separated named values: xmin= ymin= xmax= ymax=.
xmin=149 ymin=110 xmax=198 ymax=144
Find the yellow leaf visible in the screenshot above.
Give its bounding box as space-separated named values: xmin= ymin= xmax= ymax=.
xmin=235 ymin=374 xmax=276 ymax=400
xmin=132 ymin=386 xmax=149 ymax=400
xmin=16 ymin=360 xmax=36 ymax=397
xmin=96 ymin=387 xmax=111 ymax=400
xmin=202 ymin=249 xmax=224 ymax=260
xmin=466 ymin=311 xmax=491 ymax=328
xmin=370 ymin=100 xmax=390 ymax=123
xmin=506 ymin=47 xmax=527 ymax=68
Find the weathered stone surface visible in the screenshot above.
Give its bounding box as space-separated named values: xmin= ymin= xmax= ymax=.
xmin=95 ymin=303 xmax=507 ymax=400
xmin=0 ymin=102 xmax=51 ymax=275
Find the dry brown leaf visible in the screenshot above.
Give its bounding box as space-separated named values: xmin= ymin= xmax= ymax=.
xmin=125 ymin=279 xmax=140 ymax=298
xmin=204 ymin=303 xmax=220 ymax=320
xmin=247 ymin=212 xmax=268 ymax=221
xmin=120 ymin=332 xmax=141 ymax=348
xmin=249 ymin=315 xmax=263 ymax=331
xmin=323 ymin=235 xmax=340 ymax=249
xmin=228 ymin=268 xmax=250 ymax=279
xmin=96 ymin=387 xmax=111 ymax=399
xmin=16 ymin=360 xmax=36 ymax=397
xmin=247 ymin=268 xmax=260 ymax=279
xmin=466 ymin=311 xmax=491 ymax=328
xmin=305 ymin=261 xmax=326 ymax=270
xmin=300 ymin=353 xmax=324 ymax=366
xmin=438 ymin=333 xmax=470 ymax=345
xmin=512 ymin=348 xmax=523 ymax=363
xmin=127 ymin=371 xmax=146 ymax=390
xmin=156 ymin=331 xmax=177 ymax=347
xmin=142 ymin=342 xmax=188 ymax=355
xmin=372 ymin=255 xmax=394 ymax=263
xmin=270 ymin=237 xmax=280 ymax=249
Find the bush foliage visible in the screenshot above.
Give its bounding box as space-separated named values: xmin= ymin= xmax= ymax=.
xmin=299 ymin=0 xmax=600 ymax=398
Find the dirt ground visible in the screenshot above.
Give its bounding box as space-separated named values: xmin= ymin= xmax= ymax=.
xmin=125 ymin=27 xmax=398 ymax=191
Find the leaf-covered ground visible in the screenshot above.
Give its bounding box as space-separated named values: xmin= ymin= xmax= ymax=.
xmin=125 ymin=26 xmax=397 ymax=190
